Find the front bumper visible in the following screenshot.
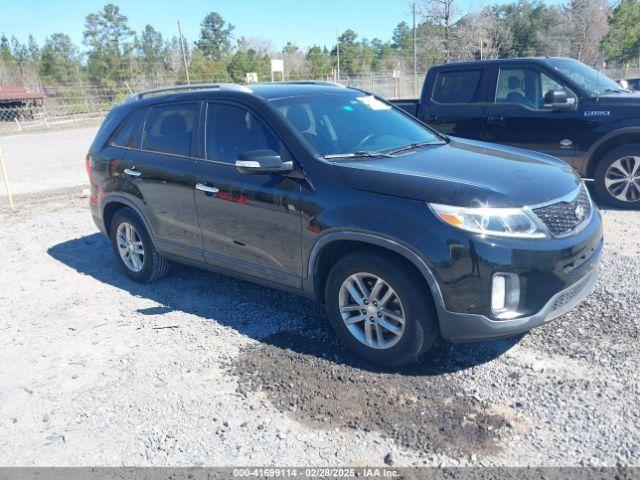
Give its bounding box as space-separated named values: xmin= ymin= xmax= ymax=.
xmin=414 ymin=209 xmax=603 ymax=343
xmin=439 ymin=265 xmax=598 ymax=342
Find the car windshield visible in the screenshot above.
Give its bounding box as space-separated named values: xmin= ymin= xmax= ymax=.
xmin=270 ymin=92 xmax=443 ymax=159
xmin=548 ymin=59 xmax=624 ymax=95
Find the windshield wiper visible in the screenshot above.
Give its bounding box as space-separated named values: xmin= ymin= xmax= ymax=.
xmin=385 ymin=141 xmax=443 ymax=156
xmin=324 ymin=150 xmax=393 ymax=159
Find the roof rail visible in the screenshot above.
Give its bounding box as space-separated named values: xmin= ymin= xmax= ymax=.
xmin=126 ymin=83 xmax=250 ymax=101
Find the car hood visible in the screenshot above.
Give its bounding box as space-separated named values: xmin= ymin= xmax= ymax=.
xmin=333 ymin=136 xmax=582 ymax=208
xmin=596 ymin=92 xmax=640 ymax=104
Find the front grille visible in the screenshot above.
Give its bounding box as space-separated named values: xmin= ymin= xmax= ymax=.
xmin=532 ymin=185 xmax=592 ymax=237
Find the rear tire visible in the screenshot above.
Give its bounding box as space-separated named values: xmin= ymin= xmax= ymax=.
xmin=109 ymin=207 xmax=170 ymax=283
xmin=324 ymin=251 xmax=439 ymax=367
xmin=594 ymin=144 xmax=640 ymax=209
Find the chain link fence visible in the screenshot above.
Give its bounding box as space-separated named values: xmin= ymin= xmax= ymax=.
xmin=0 ymin=73 xmax=422 ymax=134
xmin=1 ymin=62 xmax=634 ymax=135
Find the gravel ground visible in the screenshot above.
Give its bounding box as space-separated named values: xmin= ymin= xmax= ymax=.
xmin=0 ymin=127 xmax=96 ymax=196
xmin=0 ymin=130 xmax=638 ymax=467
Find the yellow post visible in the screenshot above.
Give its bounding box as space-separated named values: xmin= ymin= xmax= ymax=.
xmin=0 ymin=147 xmax=15 ymax=212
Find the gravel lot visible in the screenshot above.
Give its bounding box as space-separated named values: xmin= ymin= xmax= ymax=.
xmin=0 ymin=127 xmax=639 ymax=467
xmin=0 ymin=127 xmax=97 ymax=196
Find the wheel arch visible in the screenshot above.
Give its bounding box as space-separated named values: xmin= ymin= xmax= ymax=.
xmin=586 ymin=128 xmax=640 ymax=178
xmin=306 ymin=231 xmax=446 ymax=320
xmin=101 ymin=195 xmax=159 ymax=250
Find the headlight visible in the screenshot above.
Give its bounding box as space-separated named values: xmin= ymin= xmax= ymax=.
xmin=428 ymin=203 xmax=547 ymax=239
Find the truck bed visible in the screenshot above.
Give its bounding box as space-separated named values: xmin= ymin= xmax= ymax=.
xmin=390 ymin=99 xmax=420 ymax=117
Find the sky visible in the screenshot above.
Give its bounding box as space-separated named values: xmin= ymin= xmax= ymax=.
xmin=0 ymin=0 xmax=425 ymax=51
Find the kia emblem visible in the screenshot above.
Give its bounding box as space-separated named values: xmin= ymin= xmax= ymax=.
xmin=575 ymin=204 xmax=586 ymax=221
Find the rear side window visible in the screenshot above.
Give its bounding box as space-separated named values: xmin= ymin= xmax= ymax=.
xmin=141 ymin=103 xmax=197 ymax=157
xmin=431 ymin=70 xmax=482 ymax=104
xmin=205 ymin=103 xmax=280 ymax=163
xmin=111 ymin=109 xmax=145 ymax=148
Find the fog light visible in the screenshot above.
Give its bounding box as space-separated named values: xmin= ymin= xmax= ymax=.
xmin=492 ymin=275 xmax=506 ymax=311
xmin=491 ymin=273 xmax=520 ymax=315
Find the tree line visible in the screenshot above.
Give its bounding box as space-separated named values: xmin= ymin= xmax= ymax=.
xmin=0 ymin=0 xmax=639 ymax=92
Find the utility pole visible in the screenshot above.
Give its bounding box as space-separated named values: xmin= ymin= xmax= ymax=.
xmin=413 ymin=3 xmax=418 ymax=97
xmin=177 ymin=20 xmax=190 ymax=85
xmin=336 ymin=32 xmax=340 ymax=82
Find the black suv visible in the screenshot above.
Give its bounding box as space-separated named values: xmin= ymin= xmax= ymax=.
xmin=87 ymin=82 xmax=603 ymax=366
xmin=392 ymin=57 xmax=640 ymax=208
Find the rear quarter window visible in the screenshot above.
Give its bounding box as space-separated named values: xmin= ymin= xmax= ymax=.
xmin=110 ymin=109 xmax=146 ymax=149
xmin=431 ymin=70 xmax=482 ymax=104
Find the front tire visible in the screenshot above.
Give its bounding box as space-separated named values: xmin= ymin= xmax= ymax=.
xmin=325 ymin=252 xmax=438 ymax=367
xmin=109 ymin=207 xmax=170 ymax=283
xmin=594 ymin=144 xmax=640 ymax=209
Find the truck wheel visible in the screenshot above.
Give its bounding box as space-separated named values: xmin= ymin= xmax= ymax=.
xmin=324 ymin=251 xmax=439 ymax=367
xmin=109 ymin=207 xmax=170 ymax=283
xmin=594 ymin=144 xmax=640 ymax=209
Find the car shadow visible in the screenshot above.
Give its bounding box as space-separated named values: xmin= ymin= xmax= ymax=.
xmin=47 ymin=233 xmax=521 ymax=376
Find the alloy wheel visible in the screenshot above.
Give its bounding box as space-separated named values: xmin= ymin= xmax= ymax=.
xmin=116 ymin=222 xmax=145 ymax=272
xmin=605 ymin=156 xmax=640 ymax=202
xmin=338 ymin=272 xmax=406 ymax=349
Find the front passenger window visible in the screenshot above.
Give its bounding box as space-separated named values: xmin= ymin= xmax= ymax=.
xmin=496 ymin=68 xmax=574 ymax=109
xmin=206 ymin=103 xmax=280 ymax=163
xmin=496 ymin=69 xmax=539 ymax=109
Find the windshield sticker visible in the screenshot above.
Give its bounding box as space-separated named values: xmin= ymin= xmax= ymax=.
xmin=343 ymin=105 xmax=354 ymax=111
xmin=356 ymin=95 xmax=391 ymax=111
xmin=584 ymin=111 xmax=610 ymax=117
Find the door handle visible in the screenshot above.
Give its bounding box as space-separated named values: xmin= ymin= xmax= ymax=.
xmin=427 ymin=115 xmax=439 ymax=122
xmin=123 ymin=168 xmax=141 ymax=177
xmin=486 ymin=115 xmax=506 ymax=126
xmin=196 ymin=183 xmax=219 ymax=194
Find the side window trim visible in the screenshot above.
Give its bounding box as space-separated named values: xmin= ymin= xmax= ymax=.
xmin=203 ymin=100 xmax=287 ymax=166
xmin=139 ymin=101 xmax=200 ymax=159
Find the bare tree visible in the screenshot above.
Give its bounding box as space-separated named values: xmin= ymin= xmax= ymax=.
xmin=445 ymin=6 xmax=512 ymax=61
xmin=236 ymin=36 xmax=274 ymax=56
xmin=420 ymin=0 xmax=455 ymax=62
xmin=565 ymin=0 xmax=610 ymax=65
xmin=476 ymin=7 xmax=513 ymax=59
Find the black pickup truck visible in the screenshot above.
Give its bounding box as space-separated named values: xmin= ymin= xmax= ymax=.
xmin=391 ymin=57 xmax=640 ymax=208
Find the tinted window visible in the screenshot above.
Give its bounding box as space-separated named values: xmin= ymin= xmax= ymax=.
xmin=111 ymin=109 xmax=145 ymax=148
xmin=206 ymin=103 xmax=280 ymax=163
xmin=432 ymin=70 xmax=482 ymax=103
xmin=271 ymin=92 xmax=442 ymax=157
xmin=496 ymin=68 xmax=575 ymax=109
xmin=141 ymin=103 xmax=197 ymax=156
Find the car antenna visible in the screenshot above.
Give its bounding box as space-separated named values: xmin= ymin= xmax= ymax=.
xmin=596 ymin=52 xmax=602 ymax=102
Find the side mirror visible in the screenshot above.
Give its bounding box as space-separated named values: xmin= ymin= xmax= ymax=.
xmin=544 ymin=90 xmax=575 ymax=111
xmin=235 ymin=150 xmax=293 ymax=174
